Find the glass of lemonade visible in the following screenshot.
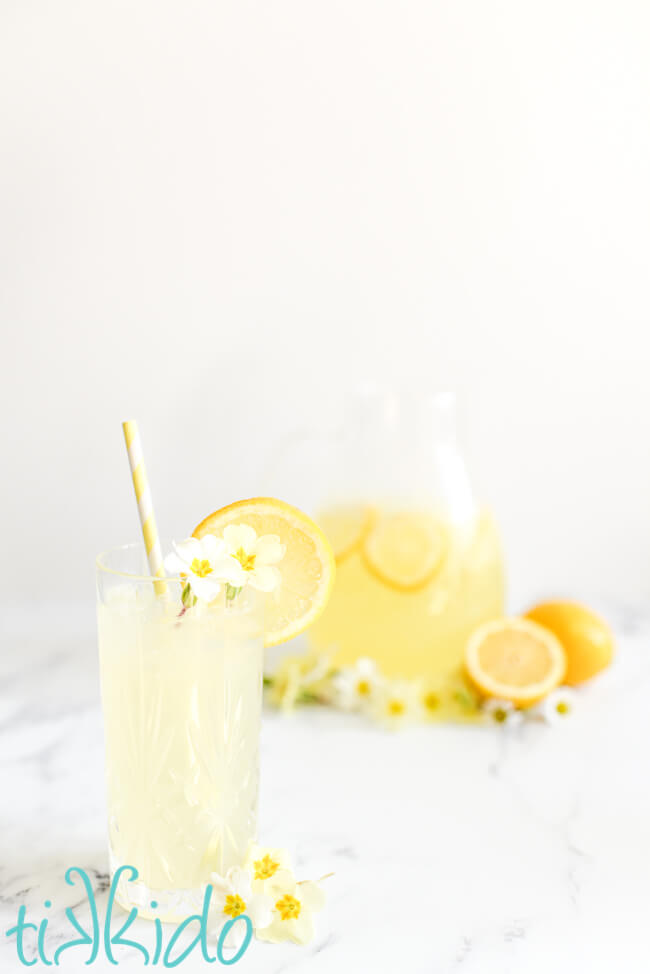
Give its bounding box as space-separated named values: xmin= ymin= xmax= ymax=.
xmin=96 ymin=543 xmax=264 ymax=921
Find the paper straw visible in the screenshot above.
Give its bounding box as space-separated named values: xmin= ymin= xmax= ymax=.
xmin=122 ymin=420 xmax=167 ymax=595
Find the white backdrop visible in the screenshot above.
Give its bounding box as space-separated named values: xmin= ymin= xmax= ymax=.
xmin=1 ymin=0 xmax=649 ymax=611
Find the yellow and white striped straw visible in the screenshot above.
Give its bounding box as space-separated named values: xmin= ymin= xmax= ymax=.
xmin=122 ymin=420 xmax=167 ymax=595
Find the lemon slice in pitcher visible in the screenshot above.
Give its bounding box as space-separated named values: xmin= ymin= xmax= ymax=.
xmin=317 ymin=505 xmax=375 ymax=561
xmin=465 ymin=617 xmax=567 ymax=706
xmin=362 ymin=512 xmax=447 ymax=591
xmin=193 ymin=497 xmax=335 ymax=647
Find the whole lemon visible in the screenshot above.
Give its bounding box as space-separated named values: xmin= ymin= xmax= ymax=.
xmin=524 ymin=601 xmax=614 ymax=685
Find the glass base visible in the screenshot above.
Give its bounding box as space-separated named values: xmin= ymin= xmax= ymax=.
xmin=110 ymin=850 xmax=209 ymax=923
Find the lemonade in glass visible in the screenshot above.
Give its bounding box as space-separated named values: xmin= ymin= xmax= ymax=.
xmin=97 ymin=546 xmax=264 ymax=920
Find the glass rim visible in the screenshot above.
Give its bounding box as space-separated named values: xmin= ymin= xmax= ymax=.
xmin=96 ymin=541 xmax=182 ymax=583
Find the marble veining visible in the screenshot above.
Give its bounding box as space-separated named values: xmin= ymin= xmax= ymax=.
xmin=1 ymin=600 xmax=649 ymax=972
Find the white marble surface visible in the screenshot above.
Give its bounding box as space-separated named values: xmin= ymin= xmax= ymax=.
xmin=1 ymin=602 xmax=649 ymax=972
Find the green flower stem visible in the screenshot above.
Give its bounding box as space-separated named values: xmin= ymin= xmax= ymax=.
xmin=181 ymin=582 xmax=194 ymax=605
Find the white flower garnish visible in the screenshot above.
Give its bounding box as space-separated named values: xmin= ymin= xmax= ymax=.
xmin=164 ymin=535 xmax=245 ymax=603
xmin=371 ymin=679 xmax=420 ymax=726
xmin=267 ymin=655 xmax=331 ymax=712
xmin=419 ymin=681 xmax=444 ymax=718
xmin=537 ymin=687 xmax=576 ymax=724
xmin=210 ymin=866 xmax=272 ymax=949
xmin=483 ymin=698 xmax=523 ymax=727
xmin=244 ymin=844 xmax=292 ymax=890
xmin=255 ymin=870 xmax=326 ymax=946
xmin=330 ymin=657 xmax=383 ymax=711
xmin=222 ymin=524 xmax=286 ymax=593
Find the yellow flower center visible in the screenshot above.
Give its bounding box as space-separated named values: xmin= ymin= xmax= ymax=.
xmin=253 ymin=854 xmax=280 ymax=881
xmin=493 ymin=707 xmax=508 ymax=723
xmin=223 ymin=894 xmax=246 ymax=918
xmin=234 ymin=547 xmax=256 ymax=572
xmin=275 ymin=893 xmax=301 ymax=921
xmin=556 ymin=701 xmax=570 ymax=715
xmin=423 ymin=692 xmax=440 ymax=711
xmin=190 ymin=558 xmax=212 ymax=578
xmin=388 ymin=699 xmax=405 ymax=716
xmin=356 ymin=679 xmax=371 ymax=696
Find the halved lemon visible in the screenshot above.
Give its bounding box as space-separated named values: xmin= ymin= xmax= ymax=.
xmin=317 ymin=505 xmax=375 ymax=561
xmin=193 ymin=497 xmax=336 ymax=647
xmin=362 ymin=512 xmax=447 ymax=591
xmin=465 ymin=617 xmax=567 ymax=706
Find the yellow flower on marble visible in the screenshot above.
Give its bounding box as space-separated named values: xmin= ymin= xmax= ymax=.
xmin=329 ymin=657 xmax=383 ymax=711
xmin=422 ymin=689 xmax=441 ymax=715
xmin=245 ymin=844 xmax=292 ymax=892
xmin=275 ymin=893 xmax=301 ymax=920
xmin=210 ymin=866 xmax=272 ymax=949
xmin=256 ymin=870 xmax=326 ymax=945
xmin=371 ymin=680 xmax=420 ymax=727
xmin=223 ymin=894 xmax=246 ymax=919
xmin=254 ymin=854 xmax=280 ymax=881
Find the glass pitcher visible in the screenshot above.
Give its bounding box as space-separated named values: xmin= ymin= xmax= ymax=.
xmin=269 ymin=389 xmax=505 ymax=705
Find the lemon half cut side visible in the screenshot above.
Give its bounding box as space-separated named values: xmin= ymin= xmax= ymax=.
xmin=465 ymin=617 xmax=567 ymax=706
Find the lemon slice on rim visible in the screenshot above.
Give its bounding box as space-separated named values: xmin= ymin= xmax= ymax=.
xmin=317 ymin=505 xmax=375 ymax=561
xmin=193 ymin=497 xmax=335 ymax=647
xmin=362 ymin=512 xmax=447 ymax=591
xmin=465 ymin=617 xmax=567 ymax=706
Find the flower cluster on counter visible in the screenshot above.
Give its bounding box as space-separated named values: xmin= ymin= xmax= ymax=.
xmin=210 ymin=844 xmax=329 ymax=950
xmin=264 ymin=654 xmax=579 ymax=727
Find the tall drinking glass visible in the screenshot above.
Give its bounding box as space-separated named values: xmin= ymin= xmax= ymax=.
xmin=96 ymin=543 xmax=264 ymax=921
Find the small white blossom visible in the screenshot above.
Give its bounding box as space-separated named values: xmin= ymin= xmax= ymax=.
xmin=244 ymin=844 xmax=292 ymax=891
xmin=268 ymin=655 xmax=331 ymax=712
xmin=537 ymin=687 xmax=577 ymax=725
xmin=329 ymin=657 xmax=383 ymax=712
xmin=370 ymin=680 xmax=420 ymax=727
xmin=164 ymin=536 xmax=246 ymax=602
xmin=223 ymin=524 xmax=286 ymax=593
xmin=419 ymin=682 xmax=444 ymax=719
xmin=483 ymin=698 xmax=524 ymax=727
xmin=255 ymin=870 xmax=326 ymax=946
xmin=210 ymin=866 xmax=272 ymax=949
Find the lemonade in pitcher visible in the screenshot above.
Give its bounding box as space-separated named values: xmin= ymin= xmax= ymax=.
xmin=294 ymin=390 xmax=506 ymax=710
xmin=309 ymin=504 xmax=504 ymax=681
